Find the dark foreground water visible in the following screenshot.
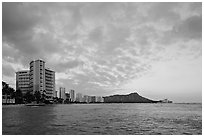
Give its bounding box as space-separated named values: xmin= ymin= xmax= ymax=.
xmin=2 ymin=103 xmax=202 ymax=135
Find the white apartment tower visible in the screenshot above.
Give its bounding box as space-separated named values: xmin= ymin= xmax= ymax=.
xmin=16 ymin=59 xmax=55 ymax=100
xmin=30 ymin=59 xmax=46 ymax=93
xmin=29 ymin=59 xmax=55 ymax=99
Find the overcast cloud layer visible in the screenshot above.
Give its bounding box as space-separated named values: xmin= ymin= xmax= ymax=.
xmin=2 ymin=2 xmax=202 ymax=102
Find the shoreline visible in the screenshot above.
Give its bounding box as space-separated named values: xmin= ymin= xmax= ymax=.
xmin=2 ymin=102 xmax=202 ymax=107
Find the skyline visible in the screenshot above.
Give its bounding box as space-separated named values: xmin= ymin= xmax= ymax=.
xmin=2 ymin=2 xmax=202 ymax=103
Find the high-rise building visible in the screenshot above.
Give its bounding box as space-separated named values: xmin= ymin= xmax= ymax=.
xmin=16 ymin=70 xmax=30 ymax=95
xmin=45 ymin=68 xmax=55 ymax=99
xmin=54 ymin=91 xmax=58 ymax=98
xmin=16 ymin=59 xmax=55 ymax=100
xmin=59 ymin=87 xmax=66 ymax=100
xmin=76 ymin=93 xmax=83 ymax=102
xmin=65 ymin=93 xmax=70 ymax=101
xmin=30 ymin=59 xmax=46 ymax=93
xmin=70 ymin=89 xmax=75 ymax=102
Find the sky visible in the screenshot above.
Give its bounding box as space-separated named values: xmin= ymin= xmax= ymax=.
xmin=2 ymin=2 xmax=202 ymax=103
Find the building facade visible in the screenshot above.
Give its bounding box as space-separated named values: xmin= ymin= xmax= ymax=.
xmin=70 ymin=89 xmax=75 ymax=102
xmin=65 ymin=93 xmax=70 ymax=100
xmin=76 ymin=93 xmax=83 ymax=102
xmin=90 ymin=96 xmax=96 ymax=103
xmin=30 ymin=59 xmax=46 ymax=93
xmin=16 ymin=59 xmax=55 ymax=99
xmin=54 ymin=90 xmax=58 ymax=98
xmin=45 ymin=68 xmax=55 ymax=99
xmin=96 ymin=96 xmax=104 ymax=103
xmin=88 ymin=96 xmax=92 ymax=103
xmin=83 ymin=95 xmax=88 ymax=103
xmin=16 ymin=70 xmax=30 ymax=95
xmin=59 ymin=87 xmax=66 ymax=100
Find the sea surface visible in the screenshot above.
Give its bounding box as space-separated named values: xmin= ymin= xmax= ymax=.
xmin=2 ymin=103 xmax=202 ymax=135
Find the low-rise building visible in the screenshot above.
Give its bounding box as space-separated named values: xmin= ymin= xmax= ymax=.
xmin=83 ymin=95 xmax=88 ymax=103
xmin=96 ymin=96 xmax=104 ymax=102
xmin=90 ymin=96 xmax=96 ymax=103
xmin=159 ymin=99 xmax=173 ymax=103
xmin=87 ymin=96 xmax=92 ymax=103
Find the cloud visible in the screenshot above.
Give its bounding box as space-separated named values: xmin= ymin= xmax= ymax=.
xmin=159 ymin=15 xmax=202 ymax=45
xmin=2 ymin=64 xmax=15 ymax=77
xmin=2 ymin=3 xmax=39 ymax=37
xmin=53 ymin=59 xmax=84 ymax=73
xmin=172 ymin=15 xmax=202 ymax=39
xmin=89 ymin=26 xmax=105 ymax=43
xmin=2 ymin=3 xmax=202 ymax=100
xmin=189 ymin=3 xmax=202 ymax=14
xmin=148 ymin=3 xmax=180 ymax=23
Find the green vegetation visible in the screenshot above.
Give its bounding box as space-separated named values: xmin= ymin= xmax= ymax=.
xmin=15 ymin=89 xmax=23 ymax=104
xmin=24 ymin=91 xmax=35 ymax=103
xmin=2 ymin=81 xmax=51 ymax=104
xmin=2 ymin=81 xmax=15 ymax=98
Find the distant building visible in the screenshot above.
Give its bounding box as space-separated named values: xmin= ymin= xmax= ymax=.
xmin=96 ymin=96 xmax=104 ymax=103
xmin=16 ymin=70 xmax=30 ymax=95
xmin=101 ymin=97 xmax=104 ymax=102
xmin=87 ymin=96 xmax=92 ymax=103
xmin=76 ymin=93 xmax=83 ymax=102
xmin=83 ymin=95 xmax=88 ymax=103
xmin=90 ymin=96 xmax=96 ymax=103
xmin=82 ymin=95 xmax=103 ymax=103
xmin=70 ymin=89 xmax=75 ymax=102
xmin=65 ymin=92 xmax=70 ymax=100
xmin=159 ymin=99 xmax=173 ymax=103
xmin=59 ymin=87 xmax=66 ymax=100
xmin=54 ymin=90 xmax=58 ymax=98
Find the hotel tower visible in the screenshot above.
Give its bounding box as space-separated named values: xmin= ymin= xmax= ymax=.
xmin=16 ymin=59 xmax=55 ymax=100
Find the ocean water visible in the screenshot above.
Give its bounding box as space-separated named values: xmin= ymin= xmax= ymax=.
xmin=2 ymin=103 xmax=202 ymax=135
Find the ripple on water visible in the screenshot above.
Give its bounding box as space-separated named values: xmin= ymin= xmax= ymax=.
xmin=50 ymin=124 xmax=66 ymax=127
xmin=2 ymin=103 xmax=202 ymax=135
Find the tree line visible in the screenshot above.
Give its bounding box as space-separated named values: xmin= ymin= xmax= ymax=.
xmin=2 ymin=81 xmax=50 ymax=104
xmin=2 ymin=81 xmax=84 ymax=104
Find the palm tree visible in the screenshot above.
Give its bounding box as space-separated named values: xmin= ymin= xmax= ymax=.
xmin=34 ymin=91 xmax=41 ymax=104
xmin=41 ymin=90 xmax=47 ymax=103
xmin=15 ymin=89 xmax=23 ymax=104
xmin=24 ymin=91 xmax=35 ymax=103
